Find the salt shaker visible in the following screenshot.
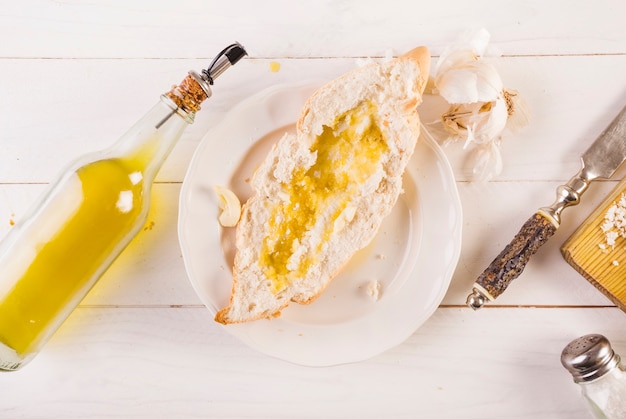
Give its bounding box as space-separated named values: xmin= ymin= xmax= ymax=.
xmin=561 ymin=334 xmax=626 ymax=418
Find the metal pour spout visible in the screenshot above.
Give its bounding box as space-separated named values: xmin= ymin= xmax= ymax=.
xmin=190 ymin=42 xmax=248 ymax=99
xmin=205 ymin=42 xmax=248 ymax=82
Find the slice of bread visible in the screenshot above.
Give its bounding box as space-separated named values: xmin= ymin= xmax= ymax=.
xmin=215 ymin=46 xmax=430 ymax=324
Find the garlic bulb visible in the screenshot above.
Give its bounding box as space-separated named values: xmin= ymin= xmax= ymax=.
xmin=432 ymin=28 xmax=529 ymax=182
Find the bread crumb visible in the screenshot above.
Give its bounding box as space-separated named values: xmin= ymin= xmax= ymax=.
xmin=366 ymin=280 xmax=382 ymax=301
xmin=269 ymin=61 xmax=281 ymax=72
xmin=143 ymin=220 xmax=155 ymax=231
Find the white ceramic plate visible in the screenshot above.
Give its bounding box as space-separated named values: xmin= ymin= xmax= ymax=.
xmin=178 ymin=81 xmax=462 ymax=366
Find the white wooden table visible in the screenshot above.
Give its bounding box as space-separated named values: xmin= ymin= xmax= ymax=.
xmin=1 ymin=1 xmax=625 ymax=417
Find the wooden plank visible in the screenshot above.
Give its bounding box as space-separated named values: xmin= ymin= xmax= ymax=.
xmin=1 ymin=306 xmax=623 ymax=418
xmin=0 ymin=55 xmax=625 ymax=184
xmin=0 ymin=180 xmax=620 ymax=308
xmin=1 ymin=1 xmax=624 ymax=417
xmin=0 ymin=0 xmax=624 ymax=58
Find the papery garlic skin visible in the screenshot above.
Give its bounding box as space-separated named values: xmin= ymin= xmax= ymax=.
xmin=467 ymin=140 xmax=503 ymax=182
xmin=442 ymin=96 xmax=508 ymax=146
xmin=435 ymin=28 xmax=491 ymax=74
xmin=503 ymin=89 xmax=531 ymax=134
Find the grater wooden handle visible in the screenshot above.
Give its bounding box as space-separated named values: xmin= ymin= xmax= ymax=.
xmin=467 ymin=212 xmax=558 ymax=309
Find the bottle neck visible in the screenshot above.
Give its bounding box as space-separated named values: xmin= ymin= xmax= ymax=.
xmin=109 ymin=73 xmax=210 ymax=179
xmin=163 ymin=72 xmax=211 ymax=118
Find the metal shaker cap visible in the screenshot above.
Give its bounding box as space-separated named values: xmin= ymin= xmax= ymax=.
xmin=561 ymin=334 xmax=621 ymax=383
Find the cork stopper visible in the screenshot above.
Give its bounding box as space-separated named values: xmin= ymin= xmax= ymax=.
xmin=165 ymin=72 xmax=210 ymax=114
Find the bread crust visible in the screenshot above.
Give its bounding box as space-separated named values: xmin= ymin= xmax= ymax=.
xmin=215 ymin=46 xmax=430 ymax=325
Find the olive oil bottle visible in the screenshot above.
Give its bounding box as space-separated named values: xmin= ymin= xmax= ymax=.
xmin=0 ymin=43 xmax=246 ymax=371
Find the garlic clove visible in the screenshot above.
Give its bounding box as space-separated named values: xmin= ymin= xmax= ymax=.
xmin=436 ymin=60 xmax=503 ymax=104
xmin=434 ymin=49 xmax=478 ymax=80
xmin=437 ymin=68 xmax=481 ymax=104
xmin=471 ymin=62 xmax=504 ymax=102
xmin=477 ymin=96 xmax=509 ymax=141
xmin=213 ymin=185 xmax=241 ymax=227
